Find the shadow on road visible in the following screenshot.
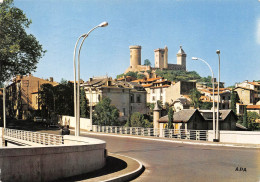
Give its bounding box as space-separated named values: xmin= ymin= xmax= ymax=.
xmin=57 ymin=156 xmax=127 ymax=182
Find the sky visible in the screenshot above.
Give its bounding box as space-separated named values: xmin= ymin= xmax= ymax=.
xmin=14 ymin=0 xmax=260 ymax=86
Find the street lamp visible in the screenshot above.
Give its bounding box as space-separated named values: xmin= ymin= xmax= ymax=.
xmin=73 ymin=21 xmax=108 ymax=136
xmin=216 ymin=50 xmax=221 ymax=142
xmin=191 ymin=57 xmax=216 ymax=141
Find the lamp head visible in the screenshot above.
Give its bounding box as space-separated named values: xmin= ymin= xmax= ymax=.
xmin=192 ymin=57 xmax=198 ymax=60
xmin=216 ymin=50 xmax=220 ymax=54
xmin=99 ymin=21 xmax=108 ymax=27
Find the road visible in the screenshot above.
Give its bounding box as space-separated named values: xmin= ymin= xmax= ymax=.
xmin=81 ymin=132 xmax=260 ymax=182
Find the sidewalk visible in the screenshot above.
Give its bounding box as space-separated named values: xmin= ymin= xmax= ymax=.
xmin=79 ymin=130 xmax=260 ymax=149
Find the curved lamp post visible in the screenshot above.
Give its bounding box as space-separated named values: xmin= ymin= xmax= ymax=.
xmin=192 ymin=57 xmax=216 ymax=141
xmin=73 ymin=22 xmax=108 ymax=136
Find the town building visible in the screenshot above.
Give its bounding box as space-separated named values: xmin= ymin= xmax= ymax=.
xmin=83 ymin=76 xmax=147 ymax=121
xmin=198 ymin=87 xmax=232 ymax=109
xmin=158 ymin=109 xmax=206 ymax=130
xmin=5 ymin=75 xmax=58 ymax=119
xmin=199 ymin=110 xmax=237 ymax=130
xmin=124 ymin=45 xmax=187 ymax=74
xmin=149 ymin=80 xmax=196 ymax=106
xmin=235 ymin=80 xmax=260 ymax=105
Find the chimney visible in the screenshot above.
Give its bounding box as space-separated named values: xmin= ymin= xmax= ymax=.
xmin=49 ymin=77 xmax=53 ymax=82
xmin=89 ymin=78 xmax=93 ymax=82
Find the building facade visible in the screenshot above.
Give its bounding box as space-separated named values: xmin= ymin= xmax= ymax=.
xmin=5 ymin=75 xmax=58 ymax=119
xmin=83 ymin=77 xmax=147 ymax=121
xmin=235 ymin=80 xmax=260 ymax=105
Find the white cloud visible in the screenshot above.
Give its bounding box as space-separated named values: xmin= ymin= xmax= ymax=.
xmin=256 ymin=18 xmax=260 ymax=45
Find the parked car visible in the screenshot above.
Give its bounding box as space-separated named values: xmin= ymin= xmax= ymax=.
xmin=34 ymin=117 xmax=46 ymax=123
xmin=61 ymin=125 xmax=70 ymax=135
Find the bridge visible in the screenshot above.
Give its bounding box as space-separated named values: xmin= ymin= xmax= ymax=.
xmin=1 ymin=123 xmax=260 ymax=181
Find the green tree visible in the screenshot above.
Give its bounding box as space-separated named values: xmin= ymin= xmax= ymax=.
xmin=157 ymin=100 xmax=163 ymax=109
xmin=164 ymin=102 xmax=170 ymax=112
xmin=125 ymin=71 xmax=138 ymax=78
xmin=242 ymin=106 xmax=247 ymax=128
xmin=93 ymin=97 xmax=119 ymax=126
xmin=200 ymin=102 xmax=213 ymax=110
xmin=247 ymin=111 xmax=260 ymax=130
xmin=168 ymin=107 xmax=174 ymax=129
xmin=80 ymin=87 xmax=89 ymax=118
xmin=190 ymin=88 xmax=202 ymax=108
xmin=144 ymin=59 xmax=151 ymax=66
xmin=38 ymin=83 xmax=54 ymax=118
xmin=137 ymin=74 xmax=145 ymax=79
xmin=230 ymin=89 xmax=237 ymax=114
xmin=129 ymin=112 xmax=153 ymax=128
xmin=0 ymin=0 xmax=46 ymax=82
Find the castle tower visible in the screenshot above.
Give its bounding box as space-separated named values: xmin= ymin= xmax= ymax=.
xmin=163 ymin=46 xmax=168 ymax=69
xmin=154 ymin=48 xmax=165 ymax=69
xmin=129 ymin=45 xmax=141 ymax=69
xmin=176 ymin=46 xmax=187 ymax=70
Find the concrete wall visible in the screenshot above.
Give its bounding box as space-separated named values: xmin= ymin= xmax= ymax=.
xmin=208 ymin=130 xmax=260 ymax=144
xmin=0 ymin=134 xmax=106 ymax=182
xmin=59 ymin=115 xmax=92 ymax=131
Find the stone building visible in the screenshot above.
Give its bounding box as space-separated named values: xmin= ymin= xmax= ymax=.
xmin=5 ymin=75 xmax=58 ymax=119
xmin=149 ymin=80 xmax=196 ymax=106
xmin=124 ymin=45 xmax=187 ymax=74
xmin=199 ymin=110 xmax=237 ymax=130
xmin=158 ymin=109 xmax=206 ymax=130
xmin=198 ymin=87 xmax=232 ymax=109
xmin=83 ymin=76 xmax=147 ymax=121
xmin=235 ymin=80 xmax=260 ymax=105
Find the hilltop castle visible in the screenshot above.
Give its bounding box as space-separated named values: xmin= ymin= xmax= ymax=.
xmin=124 ymin=45 xmax=187 ymax=74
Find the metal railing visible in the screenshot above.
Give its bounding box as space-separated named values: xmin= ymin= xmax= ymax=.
xmin=93 ymin=125 xmax=208 ymax=141
xmin=4 ymin=128 xmax=64 ymax=145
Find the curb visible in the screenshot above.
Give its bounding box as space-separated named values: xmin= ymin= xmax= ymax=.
xmin=102 ymin=153 xmax=144 ymax=182
xmin=79 ymin=130 xmax=260 ymax=149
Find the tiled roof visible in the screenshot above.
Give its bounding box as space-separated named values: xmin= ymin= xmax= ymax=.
xmin=142 ymin=84 xmax=153 ymax=88
xmin=159 ymin=109 xmax=197 ymax=123
xmin=247 ymin=105 xmax=260 ymax=109
xmin=248 ymin=82 xmax=260 ymax=86
xmin=150 ymin=85 xmax=170 ymax=89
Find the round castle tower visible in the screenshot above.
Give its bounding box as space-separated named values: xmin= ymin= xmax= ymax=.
xmin=129 ymin=45 xmax=141 ymax=69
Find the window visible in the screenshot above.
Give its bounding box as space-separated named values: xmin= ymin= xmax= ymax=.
xmin=130 ymin=94 xmax=134 ymax=103
xmin=123 ymin=108 xmax=126 ymax=116
xmin=152 ymin=96 xmax=155 ymax=101
xmin=137 ymin=95 xmax=141 ymax=103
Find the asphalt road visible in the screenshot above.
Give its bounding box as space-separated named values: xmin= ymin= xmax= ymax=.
xmin=81 ymin=133 xmax=260 ymax=182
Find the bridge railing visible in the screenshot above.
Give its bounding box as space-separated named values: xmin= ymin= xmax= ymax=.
xmin=4 ymin=128 xmax=64 ymax=145
xmin=93 ymin=125 xmax=208 ymax=141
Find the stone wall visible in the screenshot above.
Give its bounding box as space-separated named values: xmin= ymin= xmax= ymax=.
xmin=0 ymin=134 xmax=106 ymax=182
xmin=208 ymin=130 xmax=260 ymax=144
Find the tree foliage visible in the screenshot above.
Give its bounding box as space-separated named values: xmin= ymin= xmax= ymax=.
xmin=143 ymin=59 xmax=151 ymax=66
xmin=80 ymin=87 xmax=89 ymax=118
xmin=242 ymin=106 xmax=247 ymax=128
xmin=129 ymin=112 xmax=153 ymax=128
xmin=190 ymin=88 xmax=202 ymax=108
xmin=168 ymin=107 xmax=174 ymax=129
xmin=247 ymin=112 xmax=260 ymax=130
xmin=93 ymin=97 xmax=119 ymax=126
xmin=0 ymin=0 xmax=46 ymax=82
xmin=38 ymin=80 xmax=74 ymax=118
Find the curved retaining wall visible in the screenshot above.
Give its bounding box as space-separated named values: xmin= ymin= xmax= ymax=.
xmin=0 ymin=135 xmax=106 ymax=182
